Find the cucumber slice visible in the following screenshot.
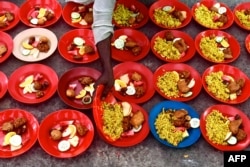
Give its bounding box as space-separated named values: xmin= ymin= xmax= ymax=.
xmin=71 ymin=12 xmax=80 ymax=19
xmin=73 ymin=37 xmax=85 ymax=46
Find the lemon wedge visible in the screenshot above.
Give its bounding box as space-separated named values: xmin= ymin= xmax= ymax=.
xmin=19 ymin=75 xmax=34 ymax=88
xmin=221 ymin=39 xmax=229 ymax=48
xmin=75 ymin=89 xmax=87 ymax=99
xmin=37 ymin=8 xmax=47 ymax=19
xmin=84 ymin=83 xmax=95 ymax=96
xmin=22 ymin=42 xmax=34 ymax=50
xmin=0 ymin=15 xmax=6 ymax=22
xmin=68 ymin=124 xmax=77 ymax=138
xmin=72 ymin=16 xmax=82 ymax=23
xmin=3 ymin=132 xmax=16 ymax=146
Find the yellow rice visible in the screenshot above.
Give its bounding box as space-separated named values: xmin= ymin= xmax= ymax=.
xmin=156 ymin=71 xmax=180 ymax=98
xmin=194 ymin=4 xmax=224 ymax=28
xmin=153 ymin=8 xmax=182 ymax=28
xmin=153 ymin=37 xmax=181 ymax=60
xmin=205 ymin=71 xmax=230 ymax=101
xmin=199 ymin=36 xmax=225 ymax=62
xmin=113 ymin=4 xmax=134 ymax=26
xmin=102 ymin=102 xmax=124 ymax=141
xmin=155 ymin=108 xmax=186 ymax=146
xmin=235 ymin=10 xmax=250 ymax=29
xmin=205 ymin=109 xmax=230 ymax=145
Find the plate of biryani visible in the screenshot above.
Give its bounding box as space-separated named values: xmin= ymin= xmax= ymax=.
xmin=57 ymin=67 xmax=101 ymax=110
xmin=38 ymin=109 xmax=94 ymax=158
xmin=0 ymin=108 xmax=39 ymax=158
xmin=0 ymin=1 xmax=20 ymax=32
xmin=111 ymin=28 xmax=150 ymax=62
xmin=151 ymin=30 xmax=196 ymax=63
xmin=112 ymin=0 xmax=149 ymax=29
xmin=149 ymin=100 xmax=201 ymax=148
xmin=195 ymin=30 xmax=240 ymax=64
xmin=202 ymin=64 xmax=250 ymax=104
xmin=58 ymin=29 xmax=99 ymax=64
xmin=19 ymin=0 xmax=62 ymax=28
xmin=112 ymin=62 xmax=155 ymax=104
xmin=93 ymin=85 xmax=150 ymax=147
xmin=149 ymin=0 xmax=192 ymax=29
xmin=200 ymin=104 xmax=250 ymax=151
xmin=0 ymin=31 xmax=13 ymax=63
xmin=62 ymin=2 xmax=93 ymax=29
xmin=233 ymin=2 xmax=250 ymax=30
xmin=192 ymin=0 xmax=234 ymax=29
xmin=153 ymin=63 xmax=202 ymax=102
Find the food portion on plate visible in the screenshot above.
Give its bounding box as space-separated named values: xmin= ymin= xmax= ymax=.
xmin=195 ymin=30 xmax=240 ymax=63
xmin=149 ymin=0 xmax=191 ymax=29
xmin=67 ymin=36 xmax=95 ymax=61
xmin=152 ymin=31 xmax=189 ymax=61
xmin=112 ymin=34 xmax=142 ymax=56
xmin=0 ymin=109 xmax=39 ymax=158
xmin=0 ymin=11 xmax=15 ymax=29
xmin=204 ymin=71 xmax=245 ymax=101
xmin=1 ymin=117 xmax=28 ymax=151
xmin=112 ymin=62 xmax=155 ymax=103
xmin=200 ymin=105 xmax=250 ymax=151
xmin=69 ymin=3 xmax=93 ymax=26
xmin=101 ymin=101 xmax=145 ymax=141
xmin=38 ymin=109 xmax=94 ymax=158
xmin=20 ymin=36 xmax=51 ymax=59
xmin=234 ymin=2 xmax=250 ymax=30
xmin=202 ymin=65 xmax=250 ymax=104
xmin=153 ymin=63 xmax=202 ymax=101
xmin=112 ymin=0 xmax=148 ymax=28
xmin=149 ymin=101 xmax=201 ymax=148
xmin=192 ymin=1 xmax=234 ymax=29
xmin=49 ymin=120 xmax=89 ymax=152
xmin=205 ymin=109 xmax=247 ymax=146
xmin=27 ymin=6 xmax=55 ymax=26
xmin=18 ymin=73 xmax=50 ymax=99
xmin=152 ymin=5 xmax=187 ymax=28
xmin=0 ymin=42 xmax=8 ymax=58
xmin=19 ymin=0 xmax=62 ymax=28
xmin=65 ymin=76 xmax=95 ymax=105
xmin=114 ymin=72 xmax=146 ymax=99
xmin=155 ymin=108 xmax=200 ymax=147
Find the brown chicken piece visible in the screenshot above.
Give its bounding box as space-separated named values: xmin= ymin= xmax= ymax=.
xmin=177 ymin=79 xmax=190 ymax=93
xmin=217 ymin=14 xmax=228 ymax=24
xmin=130 ymin=110 xmax=144 ymax=128
xmin=179 ymin=70 xmax=191 ymax=79
xmin=173 ymin=38 xmax=188 ymax=53
xmin=5 ymin=12 xmax=15 ymax=22
xmin=78 ymin=76 xmax=94 ymax=85
xmin=75 ymin=123 xmax=88 ymax=136
xmin=223 ymin=48 xmax=233 ymax=59
xmin=172 ymin=109 xmax=189 ymax=127
xmin=244 ymin=9 xmax=250 ymax=15
xmin=236 ymin=78 xmax=245 ymax=88
xmin=165 ymin=31 xmax=175 ymax=41
xmin=131 ymin=72 xmax=142 ymax=81
xmin=1 ymin=121 xmax=14 ymax=132
xmin=227 ymin=81 xmax=241 ymax=93
xmin=235 ymin=129 xmax=247 ymax=142
xmin=83 ymin=12 xmax=93 ymax=24
xmin=229 ymin=117 xmax=242 ymax=135
xmin=84 ymin=45 xmax=95 ymax=54
xmin=125 ymin=40 xmax=137 ymax=48
xmin=50 ymin=129 xmax=62 ymax=140
xmin=172 ymin=10 xmax=186 ymax=22
xmin=135 ymin=86 xmax=145 ymax=98
xmin=122 ymin=116 xmax=132 ymax=132
xmin=13 ymin=117 xmax=27 ymax=129
xmin=131 ymin=46 xmax=142 ymax=56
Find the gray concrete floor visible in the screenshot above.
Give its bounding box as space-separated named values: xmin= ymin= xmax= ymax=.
xmin=1 ymin=0 xmax=250 ymax=166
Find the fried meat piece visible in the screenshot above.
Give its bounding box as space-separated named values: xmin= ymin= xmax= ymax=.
xmin=0 ymin=44 xmax=7 ymax=56
xmin=1 ymin=121 xmax=14 ymax=132
xmin=130 ymin=110 xmax=144 ymax=128
xmin=75 ymin=123 xmax=88 ymax=136
xmin=13 ymin=117 xmax=27 ymax=129
xmin=78 ymin=76 xmax=94 ymax=85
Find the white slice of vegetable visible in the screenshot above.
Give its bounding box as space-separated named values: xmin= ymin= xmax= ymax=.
xmin=182 ymin=130 xmax=189 ymax=138
xmin=224 ymin=132 xmax=232 ymax=141
xmin=30 ymin=18 xmax=38 ymax=25
xmin=71 ymin=12 xmax=81 ymax=19
xmin=9 ymin=135 xmax=22 ymax=147
xmin=126 ymin=85 xmax=136 ymax=95
xmin=132 ymin=124 xmax=142 ymax=132
xmin=73 ymin=37 xmax=85 ymax=46
xmin=10 ymin=144 xmax=22 ymax=151
xmin=58 ymin=140 xmax=71 ymax=152
xmin=173 ymin=37 xmax=182 ymax=43
xmin=218 ymin=7 xmax=227 ymax=14
xmin=227 ymin=136 xmax=237 ymax=145
xmin=213 ymin=2 xmax=221 ymax=9
xmin=229 ymin=93 xmax=237 ymax=100
xmin=182 ymin=91 xmax=193 ymax=97
xmin=190 ymin=118 xmax=200 ymax=128
xmin=114 ymin=38 xmax=125 ymax=50
xmin=30 ymin=48 xmax=40 ymax=58
xmin=162 ymin=6 xmax=173 ymax=12
xmin=68 ymin=135 xmax=79 ymax=147
xmin=187 ymin=78 xmax=195 ymax=88
xmin=118 ymin=35 xmax=128 ymax=41
xmin=62 ymin=126 xmax=72 ymax=137
xmin=22 ymin=49 xmax=31 ymax=56
xmin=215 ymin=36 xmax=224 ymax=43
